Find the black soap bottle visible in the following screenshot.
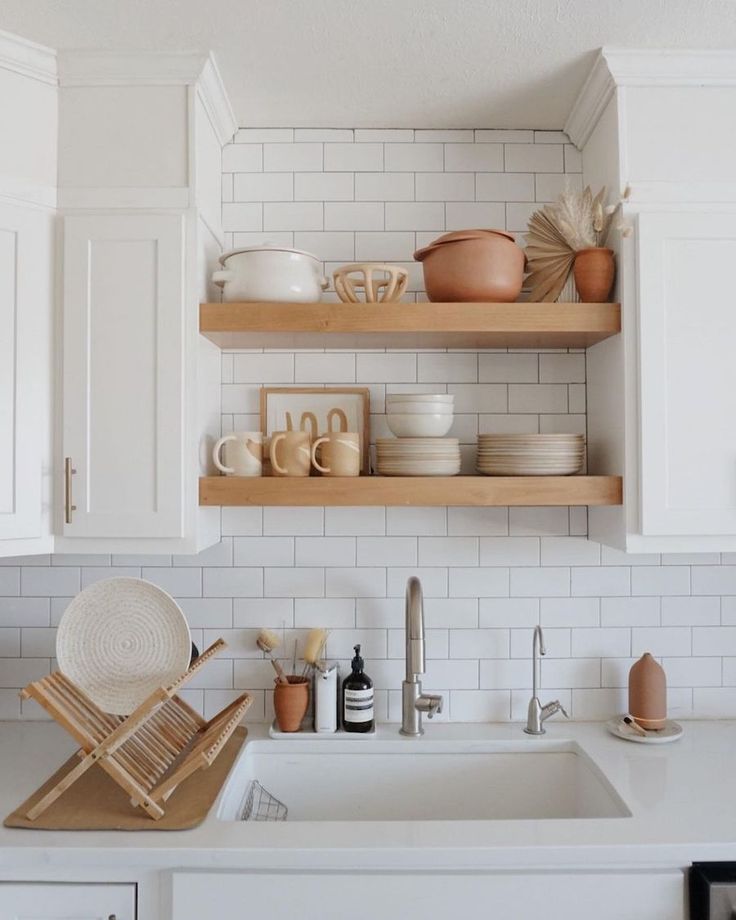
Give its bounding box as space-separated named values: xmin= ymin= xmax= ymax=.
xmin=342 ymin=644 xmax=374 ymax=733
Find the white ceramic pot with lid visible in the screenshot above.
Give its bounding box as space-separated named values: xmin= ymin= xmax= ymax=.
xmin=212 ymin=243 xmax=329 ymax=303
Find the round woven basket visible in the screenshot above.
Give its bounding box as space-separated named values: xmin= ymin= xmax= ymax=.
xmin=56 ymin=577 xmax=191 ymax=715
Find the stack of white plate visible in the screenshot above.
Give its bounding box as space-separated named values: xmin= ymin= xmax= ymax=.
xmin=385 ymin=394 xmax=454 ymax=438
xmin=376 ymin=438 xmax=461 ymax=476
xmin=477 ymin=434 xmax=585 ymax=476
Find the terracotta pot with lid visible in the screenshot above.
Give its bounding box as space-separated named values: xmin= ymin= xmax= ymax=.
xmin=414 ymin=229 xmax=525 ymax=302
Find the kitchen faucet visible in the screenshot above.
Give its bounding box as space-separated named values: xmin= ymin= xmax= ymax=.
xmin=401 ymin=577 xmax=443 ymax=736
xmin=524 ymin=625 xmax=569 ymax=735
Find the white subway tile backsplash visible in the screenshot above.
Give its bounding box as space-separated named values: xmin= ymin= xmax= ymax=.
xmin=264 ymin=143 xmax=323 ymax=171
xmin=384 ymin=143 xmax=443 ymax=172
xmin=324 ymin=201 xmax=384 ymax=231
xmin=505 ymin=144 xmax=564 ymax=173
xmin=415 ymin=172 xmax=475 ymax=201
xmin=2 ymin=127 xmax=732 ymax=724
xmin=355 ymin=172 xmax=414 ymax=201
xmin=446 ymin=202 xmax=505 ymax=230
xmin=222 ymin=144 xmax=263 ymax=172
xmin=480 ymin=537 xmax=539 ymax=567
xmin=385 ymin=201 xmax=444 ymax=231
xmin=324 ymin=143 xmax=383 ymax=171
xmin=234 ymin=172 xmax=293 ymax=201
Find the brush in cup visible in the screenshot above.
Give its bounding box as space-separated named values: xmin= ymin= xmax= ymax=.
xmin=256 ymin=628 xmax=288 ymax=684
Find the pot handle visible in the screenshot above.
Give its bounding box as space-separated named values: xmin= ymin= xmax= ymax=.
xmin=320 ymin=276 xmax=330 ymax=291
xmin=212 ymin=269 xmax=234 ymax=288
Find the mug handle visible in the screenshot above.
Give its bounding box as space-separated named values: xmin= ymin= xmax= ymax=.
xmin=269 ymin=433 xmax=288 ymax=475
xmin=213 ymin=435 xmax=236 ymax=474
xmin=311 ymin=436 xmax=331 ymax=474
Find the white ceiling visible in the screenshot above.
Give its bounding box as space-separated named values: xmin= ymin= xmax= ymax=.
xmin=3 ymin=0 xmax=736 ymax=129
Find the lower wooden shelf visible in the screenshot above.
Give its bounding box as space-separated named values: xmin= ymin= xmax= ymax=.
xmin=199 ymin=475 xmax=623 ymax=507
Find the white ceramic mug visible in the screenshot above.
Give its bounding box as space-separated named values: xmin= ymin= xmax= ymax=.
xmin=212 ymin=432 xmax=263 ymax=477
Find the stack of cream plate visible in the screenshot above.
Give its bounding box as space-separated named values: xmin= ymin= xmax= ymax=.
xmin=477 ymin=434 xmax=584 ymax=476
xmin=376 ymin=438 xmax=461 ymax=476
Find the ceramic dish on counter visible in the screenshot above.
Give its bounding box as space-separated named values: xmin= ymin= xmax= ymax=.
xmin=56 ymin=577 xmax=192 ymax=715
xmin=606 ymin=717 xmax=683 ymax=745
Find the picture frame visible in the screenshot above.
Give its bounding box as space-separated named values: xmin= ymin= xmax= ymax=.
xmin=260 ymin=387 xmax=371 ymax=474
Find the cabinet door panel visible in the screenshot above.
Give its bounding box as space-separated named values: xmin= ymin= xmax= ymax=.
xmin=0 ymin=882 xmax=135 ymax=920
xmin=639 ymin=211 xmax=736 ymax=535
xmin=0 ymin=201 xmax=52 ymax=542
xmin=63 ymin=214 xmax=185 ymax=538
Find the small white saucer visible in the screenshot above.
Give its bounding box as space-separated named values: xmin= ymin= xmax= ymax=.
xmin=606 ymin=716 xmax=683 ymax=745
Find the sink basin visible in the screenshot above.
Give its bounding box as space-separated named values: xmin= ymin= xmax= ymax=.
xmin=217 ymin=736 xmax=630 ymax=822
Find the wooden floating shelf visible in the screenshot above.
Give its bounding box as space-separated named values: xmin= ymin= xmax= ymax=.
xmin=199 ymin=301 xmax=621 ymax=350
xmin=199 ymin=476 xmax=623 ymax=508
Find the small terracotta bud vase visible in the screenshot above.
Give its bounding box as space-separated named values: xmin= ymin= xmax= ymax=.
xmin=274 ymin=675 xmax=309 ymax=732
xmin=573 ymin=247 xmax=615 ymax=302
xmin=628 ymin=652 xmax=666 ymax=730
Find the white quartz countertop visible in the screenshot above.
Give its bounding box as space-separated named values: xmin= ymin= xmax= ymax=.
xmin=0 ymin=719 xmax=734 ymax=872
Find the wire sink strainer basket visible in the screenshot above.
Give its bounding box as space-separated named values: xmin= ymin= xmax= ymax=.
xmin=238 ymin=780 xmax=288 ymax=822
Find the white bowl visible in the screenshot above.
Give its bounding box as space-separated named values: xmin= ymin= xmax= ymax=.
xmin=385 ymin=403 xmax=454 ymax=415
xmin=386 ymin=414 xmax=454 ymax=438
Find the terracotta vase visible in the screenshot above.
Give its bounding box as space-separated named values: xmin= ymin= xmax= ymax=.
xmin=573 ymin=247 xmax=615 ymax=302
xmin=273 ymin=675 xmax=309 ymax=732
xmin=628 ymin=653 xmax=666 ymax=730
xmin=414 ymin=229 xmax=525 ymax=302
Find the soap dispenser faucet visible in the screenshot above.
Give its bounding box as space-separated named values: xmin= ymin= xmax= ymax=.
xmin=401 ymin=577 xmax=443 ymax=736
xmin=524 ymin=625 xmax=569 ymax=735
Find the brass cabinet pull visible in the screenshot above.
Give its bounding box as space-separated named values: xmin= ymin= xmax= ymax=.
xmin=64 ymin=457 xmax=77 ymax=524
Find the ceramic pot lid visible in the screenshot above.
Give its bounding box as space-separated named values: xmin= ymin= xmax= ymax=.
xmin=413 ymin=229 xmax=516 ymax=261
xmin=56 ymin=577 xmax=191 ymax=715
xmin=219 ymin=243 xmax=320 ymax=265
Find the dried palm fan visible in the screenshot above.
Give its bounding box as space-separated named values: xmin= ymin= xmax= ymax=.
xmin=524 ymin=207 xmax=576 ymax=303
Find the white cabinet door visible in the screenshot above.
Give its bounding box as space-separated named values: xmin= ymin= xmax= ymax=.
xmin=0 ymin=883 xmax=135 ymax=920
xmin=638 ymin=210 xmax=736 ymax=536
xmin=0 ymin=200 xmax=53 ymax=546
xmin=62 ymin=214 xmax=185 ymax=539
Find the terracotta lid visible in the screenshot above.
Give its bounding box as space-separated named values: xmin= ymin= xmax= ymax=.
xmin=413 ymin=229 xmax=517 ymax=262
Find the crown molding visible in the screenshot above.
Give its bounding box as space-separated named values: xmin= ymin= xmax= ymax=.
xmin=564 ymin=50 xmax=615 ymax=149
xmin=196 ymin=54 xmax=237 ymax=146
xmin=603 ymin=47 xmax=736 ymax=86
xmin=0 ymin=28 xmax=57 ymax=86
xmin=57 ymin=50 xmax=211 ymax=86
xmin=566 ymin=47 xmax=736 ymax=149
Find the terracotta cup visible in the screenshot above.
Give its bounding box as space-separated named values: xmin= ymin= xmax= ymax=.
xmin=269 ymin=430 xmax=311 ymax=477
xmin=311 ymin=432 xmax=361 ymax=477
xmin=573 ymin=247 xmax=615 ymax=302
xmin=273 ymin=675 xmax=310 ymax=732
xmin=628 ymin=652 xmax=667 ymax=730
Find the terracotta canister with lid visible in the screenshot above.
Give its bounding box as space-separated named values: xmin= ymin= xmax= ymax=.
xmin=413 ymin=229 xmax=525 ymax=302
xmin=628 ymin=652 xmax=666 ymax=730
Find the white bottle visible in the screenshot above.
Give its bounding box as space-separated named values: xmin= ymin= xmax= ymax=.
xmin=313 ymin=661 xmax=339 ymax=733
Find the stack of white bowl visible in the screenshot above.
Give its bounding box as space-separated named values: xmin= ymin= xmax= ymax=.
xmin=476 ymin=434 xmax=585 ymax=476
xmin=378 ymin=394 xmax=460 ymax=476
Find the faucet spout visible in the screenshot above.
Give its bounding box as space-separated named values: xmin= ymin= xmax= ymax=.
xmin=524 ymin=625 xmax=569 ymax=735
xmin=400 ymin=577 xmax=444 ymax=737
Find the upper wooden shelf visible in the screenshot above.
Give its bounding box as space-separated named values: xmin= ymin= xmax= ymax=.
xmin=199 ymin=302 xmax=621 ymax=350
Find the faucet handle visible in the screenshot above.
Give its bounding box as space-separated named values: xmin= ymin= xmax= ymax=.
xmin=417 ymin=693 xmax=443 ymax=719
xmin=549 ymin=699 xmax=569 ymax=719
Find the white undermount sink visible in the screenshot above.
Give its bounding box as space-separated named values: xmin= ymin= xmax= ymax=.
xmin=217 ymin=736 xmax=631 ymax=822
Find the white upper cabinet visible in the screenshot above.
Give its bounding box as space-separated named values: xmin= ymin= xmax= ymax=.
xmin=61 ymin=213 xmax=186 ymax=539
xmin=571 ymin=49 xmax=736 ymax=552
xmin=51 ymin=52 xmax=233 ymax=554
xmin=0 ymin=31 xmax=57 ymax=558
xmin=638 ymin=210 xmax=736 ymax=538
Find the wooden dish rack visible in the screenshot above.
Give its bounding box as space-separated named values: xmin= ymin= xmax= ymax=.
xmin=20 ymin=638 xmax=251 ymax=821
